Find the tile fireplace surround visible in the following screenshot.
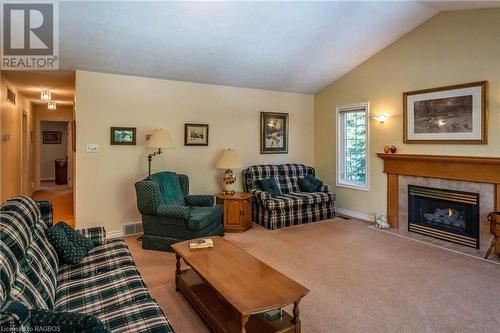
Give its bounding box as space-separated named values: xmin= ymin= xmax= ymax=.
xmin=377 ymin=153 xmax=500 ymax=259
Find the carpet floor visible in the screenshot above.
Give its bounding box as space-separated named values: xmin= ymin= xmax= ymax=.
xmin=124 ymin=219 xmax=500 ymax=333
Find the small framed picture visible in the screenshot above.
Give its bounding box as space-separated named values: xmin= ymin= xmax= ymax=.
xmin=43 ymin=131 xmax=62 ymax=144
xmin=110 ymin=127 xmax=136 ymax=145
xmin=185 ymin=124 xmax=209 ymax=146
xmin=403 ymin=81 xmax=487 ymax=144
xmin=260 ymin=112 xmax=289 ymax=154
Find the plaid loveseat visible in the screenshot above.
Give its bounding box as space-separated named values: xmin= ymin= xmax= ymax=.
xmin=0 ymin=196 xmax=174 ymax=332
xmin=243 ymin=164 xmax=336 ymax=229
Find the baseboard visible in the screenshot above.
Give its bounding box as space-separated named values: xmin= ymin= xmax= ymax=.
xmin=335 ymin=207 xmax=375 ymax=222
xmin=40 ymin=178 xmax=55 ymax=182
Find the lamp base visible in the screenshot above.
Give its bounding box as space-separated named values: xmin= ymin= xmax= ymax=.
xmin=222 ymin=169 xmax=236 ymax=195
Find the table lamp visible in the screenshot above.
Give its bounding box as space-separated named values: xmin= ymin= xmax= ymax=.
xmin=147 ymin=128 xmax=174 ymax=175
xmin=216 ymin=148 xmax=242 ymax=194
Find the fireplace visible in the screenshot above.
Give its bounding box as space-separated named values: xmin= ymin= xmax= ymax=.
xmin=408 ymin=185 xmax=480 ymax=249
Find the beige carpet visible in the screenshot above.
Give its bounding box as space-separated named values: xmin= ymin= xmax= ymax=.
xmin=125 ymin=219 xmax=500 ymax=333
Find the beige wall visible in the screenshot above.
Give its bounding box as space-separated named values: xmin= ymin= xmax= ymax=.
xmin=314 ymin=9 xmax=500 ymax=218
xmin=1 ymin=76 xmax=36 ymax=201
xmin=315 ymin=9 xmax=500 ymax=215
xmin=75 ymin=70 xmax=314 ymax=231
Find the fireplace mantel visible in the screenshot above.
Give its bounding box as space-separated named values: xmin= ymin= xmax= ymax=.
xmin=377 ymin=153 xmax=500 ymax=256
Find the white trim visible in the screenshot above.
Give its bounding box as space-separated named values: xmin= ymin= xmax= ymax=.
xmin=335 ymin=207 xmax=375 ymax=222
xmin=107 ymin=230 xmax=124 ymax=239
xmin=40 ymin=178 xmax=55 ymax=181
xmin=335 ymin=102 xmax=370 ymax=192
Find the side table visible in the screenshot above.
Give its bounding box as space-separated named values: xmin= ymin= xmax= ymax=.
xmin=215 ymin=192 xmax=253 ymax=232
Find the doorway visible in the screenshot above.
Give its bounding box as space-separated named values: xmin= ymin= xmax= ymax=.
xmin=32 ymin=120 xmax=74 ymax=226
xmin=21 ymin=112 xmax=29 ymax=194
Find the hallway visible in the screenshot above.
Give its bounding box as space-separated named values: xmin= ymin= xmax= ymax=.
xmin=31 ymin=181 xmax=74 ymax=227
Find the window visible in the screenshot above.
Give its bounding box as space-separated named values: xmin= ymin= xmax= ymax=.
xmin=336 ymin=103 xmax=369 ymax=191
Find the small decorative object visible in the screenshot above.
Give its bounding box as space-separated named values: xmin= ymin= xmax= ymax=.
xmin=264 ymin=309 xmax=282 ymax=321
xmin=403 ymin=81 xmax=487 ymax=144
xmin=47 ymin=101 xmax=56 ymax=110
xmin=216 ymin=148 xmax=242 ymax=194
xmin=147 ymin=128 xmax=174 ymax=176
xmin=260 ymin=112 xmax=288 ymax=154
xmin=484 ymin=211 xmax=500 ymax=259
xmin=375 ymin=214 xmax=390 ymax=229
xmin=389 ymin=144 xmax=397 ymax=153
xmin=110 ymin=127 xmax=136 ymax=145
xmin=41 ymin=89 xmax=51 ymax=101
xmin=383 ymin=145 xmax=390 ymax=153
xmin=43 ymin=131 xmax=61 ymax=144
xmin=189 ymin=238 xmax=214 ymax=250
xmin=185 ymin=123 xmax=209 ymax=146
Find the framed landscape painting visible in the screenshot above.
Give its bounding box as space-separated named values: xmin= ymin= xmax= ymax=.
xmin=260 ymin=112 xmax=288 ymax=154
xmin=110 ymin=127 xmax=136 ymax=145
xmin=43 ymin=131 xmax=61 ymax=144
xmin=403 ymin=81 xmax=487 ymax=144
xmin=185 ymin=123 xmax=209 ymax=146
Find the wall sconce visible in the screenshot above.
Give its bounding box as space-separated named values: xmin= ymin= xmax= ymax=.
xmin=41 ymin=90 xmax=51 ymax=101
xmin=373 ymin=114 xmax=390 ymax=123
xmin=47 ymin=101 xmax=56 ymax=110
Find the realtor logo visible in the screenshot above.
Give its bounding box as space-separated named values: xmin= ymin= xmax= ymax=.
xmin=1 ymin=1 xmax=59 ymax=70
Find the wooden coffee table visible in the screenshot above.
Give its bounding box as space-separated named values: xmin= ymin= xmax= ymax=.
xmin=171 ymin=237 xmax=309 ymax=333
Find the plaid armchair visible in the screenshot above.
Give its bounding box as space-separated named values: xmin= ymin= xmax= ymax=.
xmin=243 ymin=164 xmax=336 ymax=229
xmin=135 ymin=171 xmax=224 ymax=252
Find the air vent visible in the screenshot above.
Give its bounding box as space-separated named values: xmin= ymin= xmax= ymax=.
xmin=7 ymin=88 xmax=16 ymax=104
xmin=123 ymin=222 xmax=143 ymax=236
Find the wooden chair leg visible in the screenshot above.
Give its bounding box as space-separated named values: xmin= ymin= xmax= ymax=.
xmin=484 ymin=236 xmax=497 ymax=259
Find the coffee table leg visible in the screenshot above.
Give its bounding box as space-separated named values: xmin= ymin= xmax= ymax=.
xmin=175 ymin=252 xmax=181 ymax=292
xmin=240 ymin=314 xmax=249 ymax=333
xmin=293 ymin=301 xmax=301 ymax=333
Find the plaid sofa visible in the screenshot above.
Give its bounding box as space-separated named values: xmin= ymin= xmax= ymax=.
xmin=243 ymin=164 xmax=336 ymax=229
xmin=0 ymin=196 xmax=174 ymax=332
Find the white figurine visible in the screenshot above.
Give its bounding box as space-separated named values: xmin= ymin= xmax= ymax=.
xmin=375 ymin=214 xmax=390 ymax=229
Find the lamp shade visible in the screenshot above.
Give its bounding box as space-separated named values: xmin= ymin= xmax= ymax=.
xmin=216 ymin=149 xmax=242 ymax=169
xmin=148 ymin=128 xmax=174 ymax=149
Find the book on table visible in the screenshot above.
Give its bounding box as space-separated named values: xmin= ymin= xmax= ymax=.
xmin=189 ymin=238 xmax=214 ymax=249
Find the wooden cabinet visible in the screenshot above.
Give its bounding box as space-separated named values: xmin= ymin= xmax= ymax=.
xmin=215 ymin=192 xmax=253 ymax=232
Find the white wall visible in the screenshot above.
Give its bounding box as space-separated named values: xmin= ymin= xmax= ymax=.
xmin=75 ymin=70 xmax=314 ymax=232
xmin=40 ymin=121 xmax=68 ymax=180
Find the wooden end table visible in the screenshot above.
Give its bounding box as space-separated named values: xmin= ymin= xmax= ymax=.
xmin=215 ymin=192 xmax=253 ymax=232
xmin=172 ymin=237 xmax=309 ymax=333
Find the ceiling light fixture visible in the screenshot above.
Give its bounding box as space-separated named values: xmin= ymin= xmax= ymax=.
xmin=41 ymin=90 xmax=51 ymax=101
xmin=48 ymin=101 xmax=56 ymax=110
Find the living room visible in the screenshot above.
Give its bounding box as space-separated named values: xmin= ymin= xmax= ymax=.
xmin=1 ymin=1 xmax=499 ymax=332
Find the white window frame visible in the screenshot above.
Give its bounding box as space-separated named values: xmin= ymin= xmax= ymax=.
xmin=336 ymin=102 xmax=370 ymax=191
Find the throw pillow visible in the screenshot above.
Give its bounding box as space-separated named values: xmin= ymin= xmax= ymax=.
xmin=298 ymin=178 xmax=316 ymax=193
xmin=304 ymin=175 xmax=324 ymax=191
xmin=255 ymin=178 xmax=282 ymax=197
xmin=46 ymin=222 xmax=94 ymax=265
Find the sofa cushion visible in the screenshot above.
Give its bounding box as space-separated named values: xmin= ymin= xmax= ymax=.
xmin=304 ymin=175 xmax=324 ymax=191
xmin=0 ymin=196 xmax=41 ymax=229
xmin=58 ymin=240 xmax=135 ymax=283
xmin=255 ymin=178 xmax=282 ymax=197
xmin=263 ymin=192 xmax=333 ymax=210
xmin=187 ymin=206 xmax=223 ymax=231
xmin=244 ymin=165 xmax=279 ymax=191
xmin=47 ymin=222 xmax=94 ymax=265
xmin=96 ymin=298 xmax=174 ymax=333
xmin=1 ymin=208 xmax=58 ymax=310
xmin=55 ymin=265 xmax=151 ymax=315
xmin=150 ymin=172 xmax=185 ymax=206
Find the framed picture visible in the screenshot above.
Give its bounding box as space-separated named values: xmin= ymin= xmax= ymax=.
xmin=110 ymin=127 xmax=136 ymax=145
xmin=43 ymin=131 xmax=61 ymax=144
xmin=260 ymin=112 xmax=289 ymax=154
xmin=185 ymin=123 xmax=209 ymax=146
xmin=403 ymin=81 xmax=487 ymax=144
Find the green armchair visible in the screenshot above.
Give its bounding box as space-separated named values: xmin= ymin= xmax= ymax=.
xmin=135 ymin=171 xmax=224 ymax=252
